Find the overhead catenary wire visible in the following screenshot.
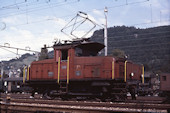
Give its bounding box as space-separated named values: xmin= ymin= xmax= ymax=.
xmin=0 ymin=0 xmax=79 ymax=19
xmin=0 ymin=0 xmax=150 ymax=26
xmin=111 ymin=45 xmax=170 ymax=53
xmin=109 ymin=30 xmax=170 ymax=38
xmin=10 ymin=29 xmax=170 ymax=46
xmin=109 ymin=35 xmax=170 ymax=43
xmin=0 ymin=45 xmax=39 ymax=53
xmin=0 ymin=1 xmax=169 ymax=42
xmin=1 ymin=0 xmax=169 ymax=34
xmin=0 ymin=0 xmax=50 ymax=10
xmin=0 ymin=47 xmax=21 ymax=55
xmin=1 ymin=0 xmax=168 ymax=31
xmin=130 ymin=19 xmax=170 ymax=27
xmin=0 ymin=0 xmax=71 ymax=11
xmin=108 ymin=29 xmax=170 ymax=38
xmin=0 ymin=0 xmax=148 ymax=17
xmin=112 ymin=42 xmax=170 ymax=49
xmin=117 ymin=47 xmax=170 ymax=52
xmin=104 ymin=0 xmax=149 ymax=11
xmin=93 ymin=30 xmax=170 ymax=40
xmin=0 ymin=1 xmax=26 ymax=10
xmin=0 ymin=44 xmax=40 ymax=60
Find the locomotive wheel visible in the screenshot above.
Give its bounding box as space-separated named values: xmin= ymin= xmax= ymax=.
xmin=43 ymin=90 xmax=55 ymax=100
xmin=100 ymin=87 xmax=111 ymax=102
xmin=119 ymin=89 xmax=127 ymax=101
xmin=60 ymin=94 xmax=69 ymax=101
xmin=111 ymin=92 xmax=127 ymax=102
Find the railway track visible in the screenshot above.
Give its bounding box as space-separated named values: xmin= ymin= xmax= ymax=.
xmin=0 ymin=93 xmax=170 ymax=113
xmin=0 ymin=93 xmax=166 ymax=103
xmin=1 ymin=99 xmax=169 ymax=113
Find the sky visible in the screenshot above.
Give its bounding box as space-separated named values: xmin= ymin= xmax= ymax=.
xmin=0 ymin=0 xmax=170 ymax=61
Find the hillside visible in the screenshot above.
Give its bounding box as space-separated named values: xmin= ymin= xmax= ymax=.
xmin=91 ymin=25 xmax=170 ymax=73
xmin=0 ymin=53 xmax=37 ymax=77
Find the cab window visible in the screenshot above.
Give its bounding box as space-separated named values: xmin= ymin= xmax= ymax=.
xmin=75 ymin=47 xmax=97 ymax=57
xmin=61 ymin=49 xmax=68 ymax=60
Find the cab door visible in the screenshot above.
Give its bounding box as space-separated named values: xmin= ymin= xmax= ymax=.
xmin=118 ymin=62 xmax=125 ymax=79
xmin=60 ymin=49 xmax=68 ymax=80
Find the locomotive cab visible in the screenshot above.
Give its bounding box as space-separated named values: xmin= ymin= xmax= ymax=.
xmin=53 ymin=41 xmax=104 ymax=60
xmin=74 ymin=42 xmax=104 ymax=57
xmin=53 ymin=41 xmax=110 ymax=80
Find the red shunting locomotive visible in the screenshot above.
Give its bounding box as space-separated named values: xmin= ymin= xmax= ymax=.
xmin=26 ymin=39 xmax=144 ymax=101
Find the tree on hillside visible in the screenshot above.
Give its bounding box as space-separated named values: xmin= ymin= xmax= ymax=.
xmin=111 ymin=49 xmax=125 ymax=58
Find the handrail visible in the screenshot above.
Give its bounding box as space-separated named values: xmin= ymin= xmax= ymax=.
xmin=57 ymin=57 xmax=60 ymax=84
xmin=23 ymin=66 xmax=27 ymax=83
xmin=27 ymin=66 xmax=30 ymax=81
xmin=124 ymin=61 xmax=127 ymax=82
xmin=142 ymin=65 xmax=145 ymax=84
xmin=67 ymin=56 xmax=70 ymax=84
xmin=112 ymin=61 xmax=114 ymax=80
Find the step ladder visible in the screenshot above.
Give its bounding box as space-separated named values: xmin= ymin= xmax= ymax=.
xmin=59 ymin=81 xmax=68 ymax=94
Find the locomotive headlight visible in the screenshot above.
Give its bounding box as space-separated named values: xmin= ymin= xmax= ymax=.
xmin=4 ymin=81 xmax=7 ymax=86
xmin=17 ymin=85 xmax=20 ymax=88
xmin=131 ymin=73 xmax=134 ymax=77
